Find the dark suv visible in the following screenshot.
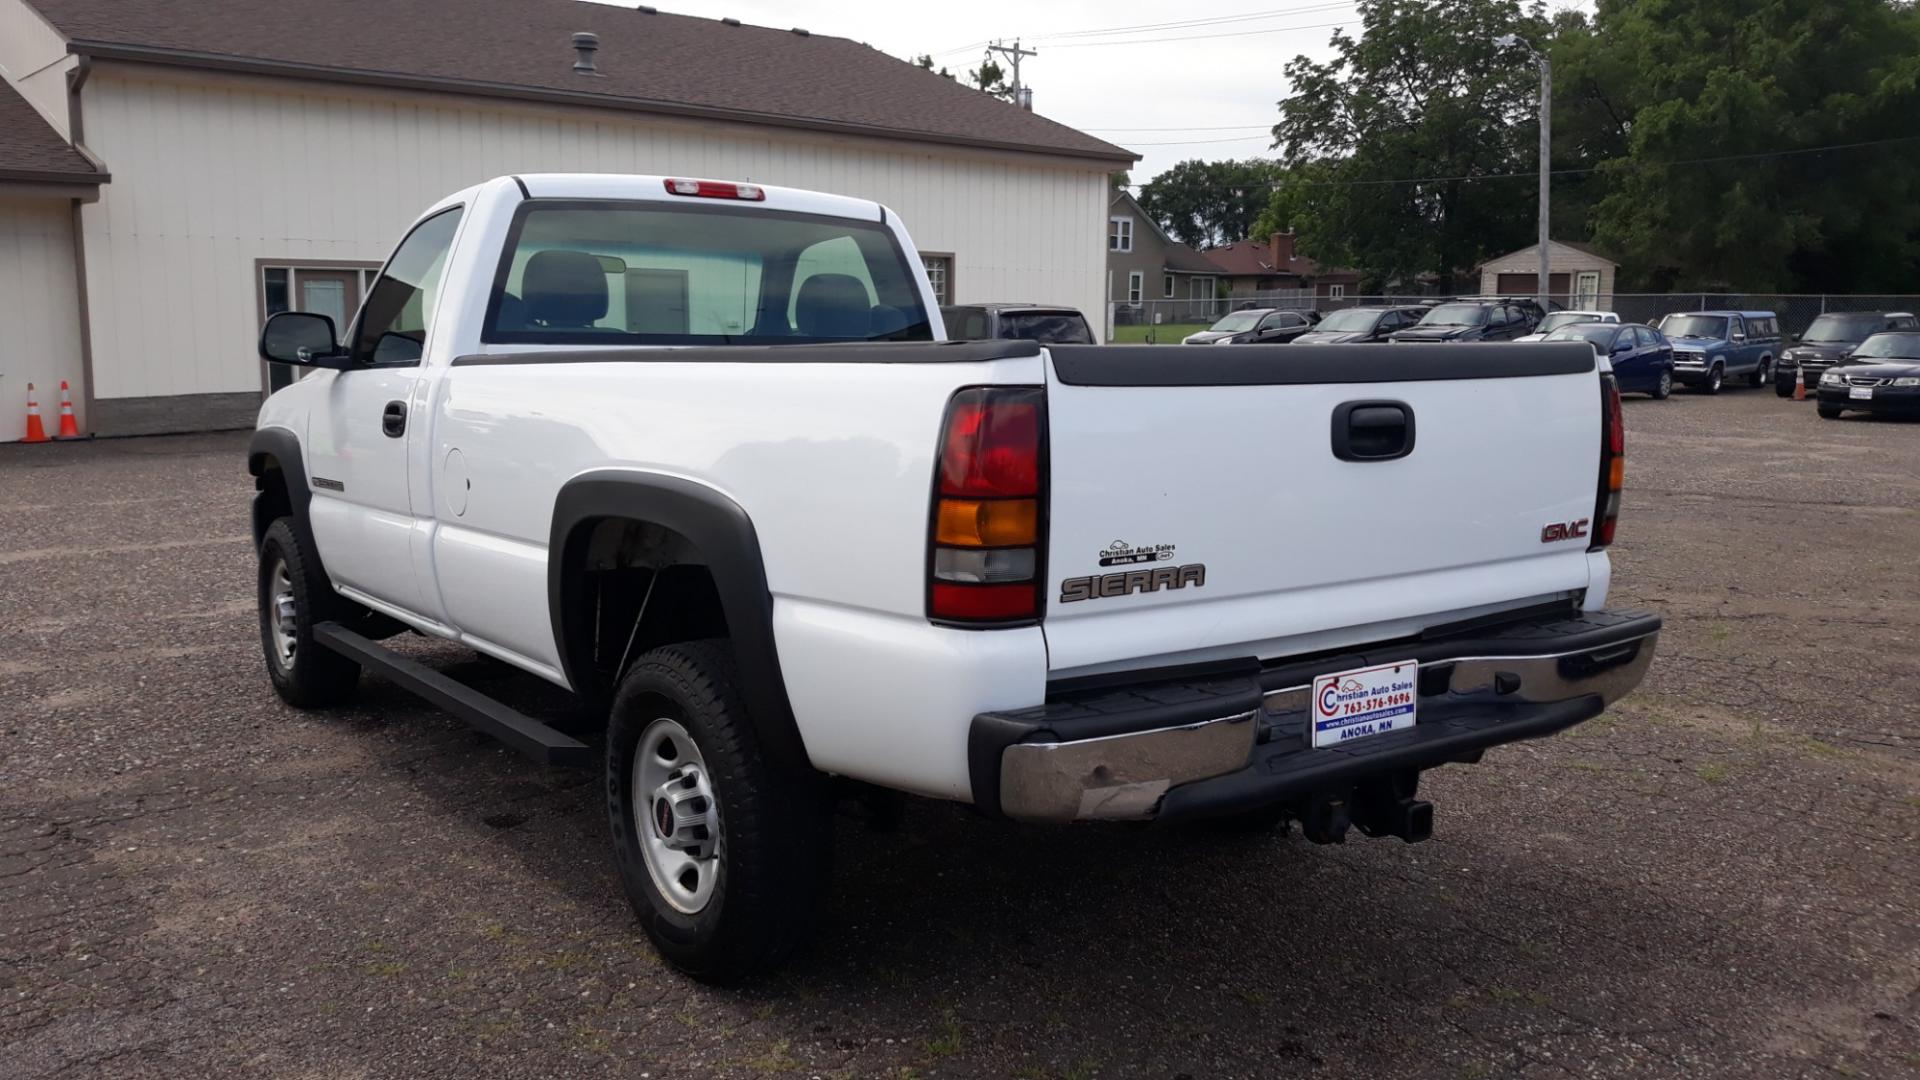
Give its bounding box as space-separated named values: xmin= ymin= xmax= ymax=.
xmin=1292 ymin=305 xmax=1429 ymax=344
xmin=1389 ymin=298 xmax=1544 ymax=343
xmin=1776 ymin=311 xmax=1919 ymax=396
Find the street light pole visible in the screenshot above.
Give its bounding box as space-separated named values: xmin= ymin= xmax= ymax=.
xmin=1497 ymin=34 xmax=1551 ymax=310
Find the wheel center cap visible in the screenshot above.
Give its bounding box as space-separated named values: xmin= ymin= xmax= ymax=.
xmin=653 ymin=797 xmax=673 ymax=839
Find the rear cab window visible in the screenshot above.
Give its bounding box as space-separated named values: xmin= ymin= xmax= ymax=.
xmin=995 ymin=312 xmax=1093 ymax=344
xmin=482 ymin=201 xmax=933 ymax=346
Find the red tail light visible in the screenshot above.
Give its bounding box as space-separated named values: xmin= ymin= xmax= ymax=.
xmin=929 ymin=387 xmax=1046 ymax=625
xmin=1592 ymin=374 xmax=1624 ymax=549
xmin=663 ymin=178 xmax=766 ymax=201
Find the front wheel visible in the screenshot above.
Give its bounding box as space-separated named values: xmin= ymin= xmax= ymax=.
xmin=606 ymin=641 xmax=831 ymax=982
xmin=1652 ymin=370 xmax=1673 ymax=400
xmin=257 ymin=518 xmax=361 ymax=707
xmin=1699 ymin=364 xmax=1724 ymax=395
xmin=1775 ymin=377 xmax=1794 ymax=398
xmin=1817 ymin=404 xmax=1844 ymax=419
xmin=1749 ymin=357 xmax=1771 ymax=388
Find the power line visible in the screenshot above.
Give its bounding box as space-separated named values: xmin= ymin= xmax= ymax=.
xmin=929 ymin=1 xmax=1353 ymax=56
xmin=1036 ymin=3 xmax=1354 ymax=41
xmin=1119 ymin=133 xmax=1920 ymax=186
xmin=1084 ymin=124 xmax=1276 ymax=132
xmin=1044 ymin=17 xmax=1353 ymax=49
xmin=1126 ymin=134 xmax=1278 ymax=146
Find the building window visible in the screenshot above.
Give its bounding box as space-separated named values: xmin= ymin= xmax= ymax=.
xmin=1189 ymin=276 xmax=1213 ymax=300
xmin=257 ymin=260 xmax=381 ymax=392
xmin=921 ymin=253 xmax=954 ymax=306
xmin=1127 ymin=271 xmax=1143 ymax=305
xmin=1328 ymin=283 xmax=1346 ymax=301
xmin=1109 ymin=216 xmax=1133 ymax=253
xmin=1163 ymin=273 xmax=1175 ymax=298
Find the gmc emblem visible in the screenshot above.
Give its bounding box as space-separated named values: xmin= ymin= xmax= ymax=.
xmin=1541 ymin=519 xmax=1591 ymax=544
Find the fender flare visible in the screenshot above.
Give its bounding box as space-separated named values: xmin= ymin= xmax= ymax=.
xmin=247 ymin=427 xmax=317 ymax=555
xmin=548 ymin=471 xmax=810 ymax=772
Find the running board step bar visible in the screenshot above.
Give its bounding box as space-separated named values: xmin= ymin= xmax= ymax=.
xmin=314 ymin=621 xmax=592 ymax=768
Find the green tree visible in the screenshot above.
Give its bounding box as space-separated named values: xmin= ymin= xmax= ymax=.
xmin=1270 ymin=0 xmax=1553 ymax=290
xmin=969 ymin=56 xmax=1015 ymax=102
xmin=1564 ymin=0 xmax=1920 ymax=291
xmin=912 ymin=54 xmax=954 ymax=80
xmin=1138 ymin=159 xmax=1285 ymax=249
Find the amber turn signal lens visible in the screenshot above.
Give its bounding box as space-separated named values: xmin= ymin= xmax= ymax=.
xmin=1608 ymin=456 xmax=1625 ymax=490
xmin=936 ymin=498 xmax=1038 ymax=547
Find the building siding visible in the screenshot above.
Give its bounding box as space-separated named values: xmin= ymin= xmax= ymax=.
xmin=1478 ymin=242 xmax=1616 ymax=308
xmin=0 ymin=196 xmax=85 ymax=441
xmin=77 ymin=66 xmax=1109 ymax=402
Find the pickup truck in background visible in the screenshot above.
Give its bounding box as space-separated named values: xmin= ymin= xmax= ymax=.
xmin=250 ymin=174 xmax=1659 ymax=980
xmin=940 ymin=302 xmax=1095 ymax=344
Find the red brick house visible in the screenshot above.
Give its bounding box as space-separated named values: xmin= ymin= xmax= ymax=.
xmin=1205 ymin=232 xmax=1361 ymax=303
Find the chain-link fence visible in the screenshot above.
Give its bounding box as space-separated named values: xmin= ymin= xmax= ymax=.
xmin=1106 ymin=293 xmax=1920 ymax=342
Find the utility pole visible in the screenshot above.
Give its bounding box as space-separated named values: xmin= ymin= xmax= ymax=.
xmin=1496 ymin=34 xmax=1551 ymax=310
xmin=986 ymin=39 xmax=1038 ymax=109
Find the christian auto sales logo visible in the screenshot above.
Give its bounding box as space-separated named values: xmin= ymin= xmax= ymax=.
xmin=1319 ymin=678 xmax=1368 ymax=717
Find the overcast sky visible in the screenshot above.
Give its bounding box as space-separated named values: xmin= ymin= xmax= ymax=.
xmin=600 ymin=1 xmax=1592 ymax=184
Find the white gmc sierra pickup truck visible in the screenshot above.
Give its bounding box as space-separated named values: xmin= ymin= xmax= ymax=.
xmin=249 ymin=174 xmax=1658 ymax=980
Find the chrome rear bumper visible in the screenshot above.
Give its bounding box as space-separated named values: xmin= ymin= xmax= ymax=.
xmin=978 ymin=609 xmax=1659 ymax=824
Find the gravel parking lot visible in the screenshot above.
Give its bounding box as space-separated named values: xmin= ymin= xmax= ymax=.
xmin=3 ymin=390 xmax=1916 ymax=1079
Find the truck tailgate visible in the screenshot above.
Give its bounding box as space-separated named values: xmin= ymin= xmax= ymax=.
xmin=1040 ymin=343 xmax=1604 ymax=676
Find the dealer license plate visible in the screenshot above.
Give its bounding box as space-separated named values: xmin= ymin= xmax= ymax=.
xmin=1311 ymin=660 xmax=1418 ymax=748
xmin=1850 ymin=386 xmax=1874 ymax=400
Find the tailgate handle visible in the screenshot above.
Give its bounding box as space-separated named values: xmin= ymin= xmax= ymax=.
xmin=1331 ymin=400 xmax=1415 ymax=462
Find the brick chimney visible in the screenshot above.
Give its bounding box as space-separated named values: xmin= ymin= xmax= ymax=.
xmin=1268 ymin=231 xmax=1295 ymax=270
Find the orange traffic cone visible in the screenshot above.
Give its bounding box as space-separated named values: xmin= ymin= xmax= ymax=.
xmin=54 ymin=380 xmax=81 ymax=439
xmin=1793 ymin=368 xmax=1807 ymax=401
xmin=21 ymin=383 xmax=50 ymax=443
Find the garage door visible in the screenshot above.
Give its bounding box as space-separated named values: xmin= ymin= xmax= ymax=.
xmin=1495 ymin=272 xmax=1570 ymax=300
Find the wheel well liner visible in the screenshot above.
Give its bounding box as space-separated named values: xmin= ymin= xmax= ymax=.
xmin=549 ymin=472 xmax=809 ymax=771
xmin=247 ymin=427 xmax=314 ymax=553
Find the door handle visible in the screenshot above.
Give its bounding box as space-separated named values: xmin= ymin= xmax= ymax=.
xmin=382 ymin=400 xmax=406 ymax=438
xmin=1331 ymin=400 xmax=1415 ymax=462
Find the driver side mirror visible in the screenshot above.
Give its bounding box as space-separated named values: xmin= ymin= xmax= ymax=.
xmin=259 ymin=311 xmax=351 ymax=368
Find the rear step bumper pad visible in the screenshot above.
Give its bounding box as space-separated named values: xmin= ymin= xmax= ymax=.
xmin=971 ymin=608 xmax=1659 ymax=824
xmin=313 ymin=622 xmax=592 ymax=768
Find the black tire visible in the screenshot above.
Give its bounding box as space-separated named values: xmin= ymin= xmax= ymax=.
xmin=1651 ymin=370 xmax=1673 ymax=400
xmin=1774 ymin=376 xmax=1794 ymax=398
xmin=257 ymin=518 xmax=361 ymax=707
xmin=1699 ymin=364 xmax=1724 ymax=395
xmin=1817 ymin=404 xmax=1844 ymax=419
xmin=606 ymin=641 xmax=830 ymax=982
xmin=1748 ymin=357 xmax=1771 ymax=388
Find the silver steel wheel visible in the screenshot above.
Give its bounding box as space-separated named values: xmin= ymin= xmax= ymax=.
xmin=1657 ymin=371 xmax=1673 ymax=398
xmin=634 ymin=717 xmax=722 ymax=915
xmin=267 ymin=556 xmax=298 ymax=669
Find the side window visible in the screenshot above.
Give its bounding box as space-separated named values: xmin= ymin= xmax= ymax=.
xmin=1728 ymin=315 xmax=1746 ymax=339
xmin=351 ymin=207 xmax=463 ymax=366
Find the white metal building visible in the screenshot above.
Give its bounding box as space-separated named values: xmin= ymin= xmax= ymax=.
xmin=0 ymin=0 xmax=1133 ymax=440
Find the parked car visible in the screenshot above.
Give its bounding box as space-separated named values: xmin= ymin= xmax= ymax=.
xmin=1388 ymin=299 xmax=1540 ymax=343
xmin=1291 ymin=305 xmax=1429 ymax=344
xmin=941 ymin=303 xmax=1095 ymax=345
xmin=1544 ymin=322 xmax=1675 ymax=399
xmin=249 ymin=173 xmax=1657 ymax=980
xmin=1656 ymin=310 xmax=1780 ymax=394
xmin=1517 ymin=310 xmax=1619 ymax=343
xmin=1775 ymin=311 xmax=1919 ymax=397
xmin=1182 ymin=307 xmax=1318 ymax=345
xmin=1815 ymin=330 xmax=1920 ymax=419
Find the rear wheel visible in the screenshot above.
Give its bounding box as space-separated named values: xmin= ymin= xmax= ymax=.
xmin=1817 ymin=404 xmax=1844 ymax=419
xmin=257 ymin=518 xmax=360 ymax=707
xmin=606 ymin=641 xmax=830 ymax=982
xmin=1749 ymin=356 xmax=1772 ymax=388
xmin=1651 ymin=370 xmax=1673 ymax=400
